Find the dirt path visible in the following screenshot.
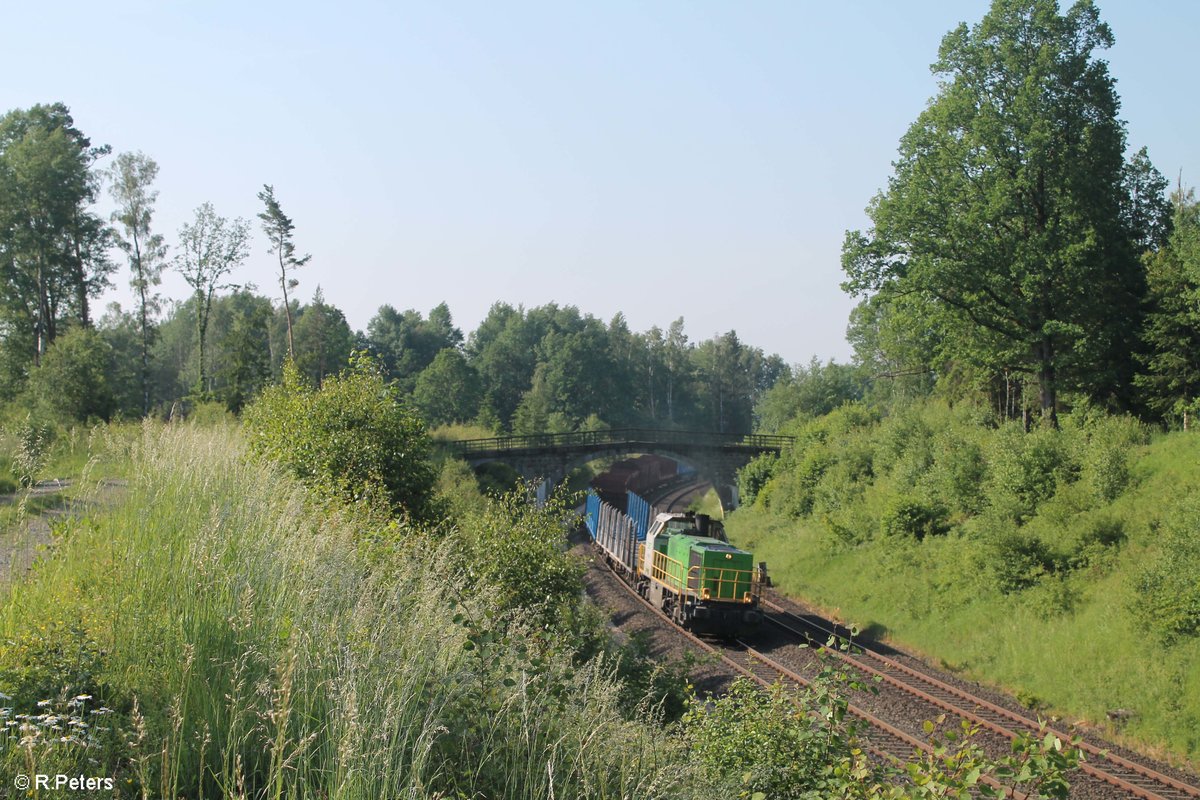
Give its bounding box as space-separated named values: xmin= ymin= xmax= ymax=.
xmin=0 ymin=478 xmax=126 ymax=589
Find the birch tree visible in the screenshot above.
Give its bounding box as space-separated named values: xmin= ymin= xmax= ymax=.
xmin=174 ymin=203 xmax=250 ymax=395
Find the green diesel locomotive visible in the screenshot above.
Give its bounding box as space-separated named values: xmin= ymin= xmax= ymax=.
xmin=586 ymin=491 xmax=766 ymax=635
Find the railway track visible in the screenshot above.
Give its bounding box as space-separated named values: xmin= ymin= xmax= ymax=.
xmin=645 ymin=477 xmax=710 ymax=512
xmin=585 ymin=540 xmax=1029 ymax=793
xmin=720 ymin=640 xmax=932 ymax=767
xmin=760 ymin=597 xmax=1200 ymax=800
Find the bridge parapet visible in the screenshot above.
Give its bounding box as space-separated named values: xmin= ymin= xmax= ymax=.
xmin=447 ymin=428 xmax=794 ymax=509
xmin=447 ymin=427 xmax=794 ymax=458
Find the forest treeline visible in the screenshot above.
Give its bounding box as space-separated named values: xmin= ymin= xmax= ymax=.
xmin=0 ymin=102 xmax=785 ymax=434
xmin=3 ymin=1 xmax=1200 ymax=438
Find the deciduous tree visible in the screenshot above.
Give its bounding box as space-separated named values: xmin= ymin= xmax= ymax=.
xmin=174 ymin=203 xmax=250 ymax=395
xmin=413 ymin=347 xmax=481 ymax=426
xmin=367 ymin=302 xmax=463 ymax=390
xmin=108 ymin=151 xmax=167 ymax=414
xmin=0 ymin=103 xmax=113 ymax=366
xmin=842 ymin=0 xmax=1151 ymax=426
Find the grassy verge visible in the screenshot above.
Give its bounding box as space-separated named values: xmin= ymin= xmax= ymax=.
xmin=0 ymin=423 xmax=699 ymax=799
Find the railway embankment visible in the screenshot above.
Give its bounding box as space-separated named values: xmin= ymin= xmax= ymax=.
xmin=728 ymin=400 xmax=1200 ymax=771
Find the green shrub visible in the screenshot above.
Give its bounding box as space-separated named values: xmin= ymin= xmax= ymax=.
xmin=1131 ymin=499 xmax=1200 ymax=643
xmin=979 ymin=525 xmax=1057 ymax=593
xmin=739 ymin=452 xmax=779 ymax=507
xmin=879 ymin=496 xmax=948 ymax=541
xmin=873 ymin=407 xmax=933 ymax=476
xmin=27 ymin=327 xmax=116 ymax=422
xmin=986 ymin=425 xmax=1077 ymax=521
xmin=187 ymin=399 xmax=236 ymax=426
xmin=457 ymin=488 xmax=584 ymax=624
xmin=682 ymin=673 xmax=875 ymax=798
xmin=244 ymin=355 xmax=439 ymax=521
xmin=789 ymin=445 xmax=835 ymax=517
xmin=1020 ymin=574 xmax=1083 ymax=619
xmin=1073 ymin=415 xmax=1147 ymax=502
xmin=1060 ymin=513 xmax=1126 ymax=571
xmin=473 ymin=460 xmax=522 ymax=496
xmin=436 ymin=457 xmax=487 ymax=518
xmin=929 ymin=434 xmax=987 ymax=516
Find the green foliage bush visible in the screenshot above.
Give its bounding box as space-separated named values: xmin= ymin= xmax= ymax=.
xmin=244 ymin=355 xmax=438 ymax=521
xmin=1131 ymin=498 xmax=1200 ymax=643
xmin=1072 ymin=414 xmax=1148 ymax=502
xmin=27 ymin=327 xmax=116 ymax=422
xmin=873 ymin=407 xmax=933 ymax=476
xmin=186 ymin=399 xmax=236 ymax=426
xmin=880 ymin=495 xmax=948 ymax=541
xmin=456 ymin=488 xmax=584 ymax=624
xmin=985 ymin=425 xmax=1078 ymax=522
xmin=682 ymin=671 xmax=874 ymax=799
xmin=682 ymin=647 xmax=1084 ymax=799
xmin=979 ymin=524 xmax=1058 ymax=594
xmin=785 ymin=445 xmax=835 ymax=517
xmin=928 ymin=433 xmax=987 ymax=516
xmin=738 ymin=452 xmax=778 ymax=507
xmin=435 ymin=457 xmax=487 ymax=518
xmin=473 ymin=460 xmax=523 ymax=496
xmin=811 ymin=456 xmax=872 ymax=544
xmin=1059 ymin=512 xmax=1126 ymax=572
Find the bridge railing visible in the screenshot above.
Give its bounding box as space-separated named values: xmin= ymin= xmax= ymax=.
xmin=446 ymin=427 xmax=795 ymax=455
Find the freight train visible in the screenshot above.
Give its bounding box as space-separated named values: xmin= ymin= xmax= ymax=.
xmin=584 ymin=490 xmax=767 ymax=635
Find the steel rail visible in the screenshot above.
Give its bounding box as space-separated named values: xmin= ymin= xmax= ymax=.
xmin=762 ymin=598 xmax=1200 ymax=800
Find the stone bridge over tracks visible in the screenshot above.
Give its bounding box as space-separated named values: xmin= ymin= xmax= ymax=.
xmin=446 ymin=428 xmax=794 ymax=508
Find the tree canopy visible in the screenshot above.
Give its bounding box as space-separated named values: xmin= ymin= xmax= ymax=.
xmin=174 ymin=203 xmax=250 ymax=395
xmin=842 ymin=0 xmax=1159 ymax=426
xmin=0 ymin=103 xmax=113 ymax=365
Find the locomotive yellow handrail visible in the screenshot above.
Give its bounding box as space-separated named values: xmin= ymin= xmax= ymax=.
xmin=649 ymin=549 xmax=679 ymax=590
xmin=694 ymin=565 xmax=758 ymax=603
xmin=648 ymin=549 xmax=759 ymax=603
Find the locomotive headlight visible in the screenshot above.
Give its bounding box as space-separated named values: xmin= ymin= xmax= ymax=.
xmin=725 ymin=553 xmax=732 ymax=559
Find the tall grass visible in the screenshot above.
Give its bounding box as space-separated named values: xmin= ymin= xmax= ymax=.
xmin=0 ymin=423 xmax=699 ymax=798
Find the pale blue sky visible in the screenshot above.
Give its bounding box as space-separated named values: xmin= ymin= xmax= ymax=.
xmin=3 ymin=1 xmax=1196 ymax=364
